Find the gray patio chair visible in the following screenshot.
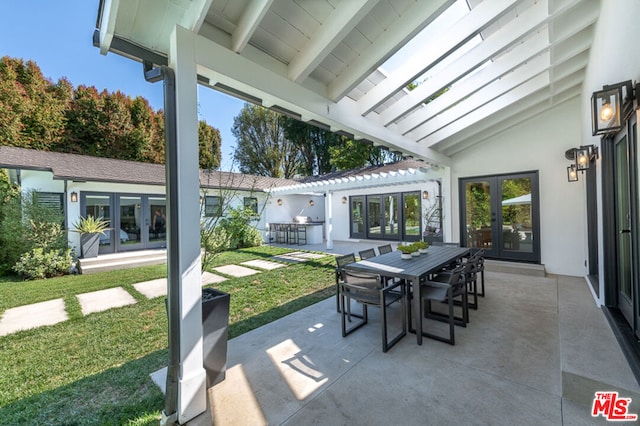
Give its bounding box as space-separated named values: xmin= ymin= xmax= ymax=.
xmin=473 ymin=249 xmax=486 ymax=297
xmin=358 ymin=248 xmax=376 ymax=260
xmin=418 ymin=265 xmax=467 ymax=345
xmin=429 ymin=254 xmax=479 ymax=310
xmin=335 ymin=254 xmax=356 ymax=312
xmin=377 ymin=244 xmax=393 ymax=254
xmin=340 ymin=270 xmax=406 ymax=352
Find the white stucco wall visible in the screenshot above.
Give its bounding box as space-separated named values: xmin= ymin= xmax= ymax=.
xmin=580 ymin=0 xmax=640 ymax=302
xmin=451 ymin=97 xmax=585 ymax=276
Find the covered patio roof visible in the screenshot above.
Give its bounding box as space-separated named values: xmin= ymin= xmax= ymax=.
xmin=269 ymin=158 xmax=434 ymax=195
xmin=95 ymin=0 xmax=597 ymax=166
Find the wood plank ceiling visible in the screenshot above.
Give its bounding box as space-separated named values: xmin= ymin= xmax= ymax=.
xmin=96 ymin=0 xmax=599 ymax=165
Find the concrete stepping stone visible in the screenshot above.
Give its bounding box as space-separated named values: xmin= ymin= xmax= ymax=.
xmin=212 ymin=264 xmax=260 ymax=277
xmin=241 ymin=259 xmax=286 ymax=270
xmin=0 ymin=298 xmax=68 ymax=336
xmin=133 ymin=273 xmax=227 ymax=299
xmin=286 ymin=252 xmax=325 ymax=259
xmin=202 ymin=271 xmax=227 ymax=285
xmin=270 ymin=254 xmax=309 ymax=263
xmin=133 ymin=279 xmax=167 ymax=299
xmin=77 ymin=287 xmax=136 ymax=316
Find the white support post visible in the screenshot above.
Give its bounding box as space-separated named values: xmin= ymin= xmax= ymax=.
xmin=168 ymin=25 xmax=207 ymax=424
xmin=325 ymin=190 xmax=333 ymax=249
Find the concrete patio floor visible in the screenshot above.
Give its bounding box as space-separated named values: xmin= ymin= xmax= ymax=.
xmin=188 ymin=268 xmax=640 ymax=425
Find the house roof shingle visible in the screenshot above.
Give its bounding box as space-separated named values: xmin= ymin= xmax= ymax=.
xmin=0 ymin=146 xmax=431 ymax=193
xmin=0 ymin=146 xmax=296 ymax=191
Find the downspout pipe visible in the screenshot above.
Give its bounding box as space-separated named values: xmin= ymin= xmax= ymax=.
xmin=143 ymin=60 xmax=180 ymax=425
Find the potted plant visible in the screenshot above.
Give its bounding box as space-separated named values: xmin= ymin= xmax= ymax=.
xmin=71 ymin=216 xmax=110 ymax=258
xmin=414 ymin=240 xmax=429 ymax=254
xmin=397 ymin=244 xmax=416 ymax=260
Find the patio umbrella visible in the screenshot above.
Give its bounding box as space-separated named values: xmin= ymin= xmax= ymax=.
xmin=501 ymin=193 xmax=531 ymax=205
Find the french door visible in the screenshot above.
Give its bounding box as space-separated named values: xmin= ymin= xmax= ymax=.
xmin=460 ymin=172 xmax=540 ymax=262
xmin=81 ymin=192 xmax=166 ymax=253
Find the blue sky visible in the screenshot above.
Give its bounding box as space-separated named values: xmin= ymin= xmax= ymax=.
xmin=0 ymin=0 xmax=245 ymax=170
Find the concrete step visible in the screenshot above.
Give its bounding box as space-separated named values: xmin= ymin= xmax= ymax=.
xmin=78 ymin=250 xmax=167 ymax=274
xmin=484 ymin=259 xmax=546 ymax=277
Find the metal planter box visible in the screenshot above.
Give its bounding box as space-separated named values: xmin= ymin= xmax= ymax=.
xmin=202 ymin=288 xmax=230 ymax=388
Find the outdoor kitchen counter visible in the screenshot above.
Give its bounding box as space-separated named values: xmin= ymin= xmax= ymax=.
xmin=268 ymin=222 xmax=324 ymax=244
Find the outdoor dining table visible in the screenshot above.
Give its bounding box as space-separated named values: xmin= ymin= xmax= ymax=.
xmin=344 ymin=245 xmax=471 ymax=345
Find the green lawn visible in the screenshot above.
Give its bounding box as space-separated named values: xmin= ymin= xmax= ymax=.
xmin=0 ymin=246 xmax=336 ymax=425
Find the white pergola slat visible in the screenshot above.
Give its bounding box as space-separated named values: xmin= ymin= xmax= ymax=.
xmin=231 ymin=0 xmax=273 ymax=53
xmin=356 ymin=0 xmax=521 ymax=115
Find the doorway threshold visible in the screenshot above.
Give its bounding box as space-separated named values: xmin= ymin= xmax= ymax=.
xmin=603 ymin=306 xmax=640 ymax=387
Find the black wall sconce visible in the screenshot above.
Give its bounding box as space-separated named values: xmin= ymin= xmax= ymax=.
xmin=422 ymin=190 xmax=429 ymax=200
xmin=70 ymin=191 xmax=78 ymax=202
xmin=341 ymin=196 xmax=348 ymax=204
xmin=565 ymin=145 xmax=599 ymax=182
xmin=309 ymin=199 xmax=314 ymax=206
xmin=277 ymin=198 xmax=283 ymax=206
xmin=591 ymin=80 xmax=639 ymax=136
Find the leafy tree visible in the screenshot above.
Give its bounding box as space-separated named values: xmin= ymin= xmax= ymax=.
xmin=198 ymin=120 xmax=222 ymax=169
xmin=232 ymin=104 xmax=300 ymax=178
xmin=282 ymin=117 xmax=340 ymax=175
xmin=0 ymin=56 xmax=220 ymax=168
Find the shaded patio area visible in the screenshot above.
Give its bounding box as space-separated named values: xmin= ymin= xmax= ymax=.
xmin=187 ymin=270 xmax=640 ymax=425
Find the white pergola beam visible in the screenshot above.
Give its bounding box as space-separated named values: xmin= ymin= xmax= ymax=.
xmin=356 ymin=0 xmax=521 ymax=115
xmin=412 ymin=31 xmax=590 ymax=144
xmin=98 ymin=0 xmax=119 ymax=55
xmin=288 ymin=0 xmax=381 ymax=83
xmin=231 ymin=0 xmax=274 ymax=53
xmin=390 ymin=30 xmax=551 ymax=132
xmin=193 ymin=32 xmax=452 ymax=165
xmin=440 ymin=82 xmax=581 ymax=156
xmin=167 ymin=25 xmax=207 ymax=424
xmin=327 ymin=0 xmax=455 ymax=101
xmin=409 ymin=52 xmax=552 ymax=141
xmin=419 ymin=72 xmax=551 ymax=146
xmin=180 ymin=0 xmax=213 ymax=33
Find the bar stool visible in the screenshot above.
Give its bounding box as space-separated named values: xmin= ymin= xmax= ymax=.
xmin=287 ymin=223 xmax=298 ymax=244
xmin=297 ymin=224 xmax=307 ymax=245
xmin=276 ymin=224 xmax=287 ymax=243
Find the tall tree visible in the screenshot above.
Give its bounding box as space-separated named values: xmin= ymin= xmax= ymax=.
xmin=0 ymin=56 xmax=221 ymax=168
xmin=198 ymin=120 xmax=222 ymax=170
xmin=0 ymin=57 xmax=71 ymax=150
xmin=232 ymin=104 xmax=300 ymax=178
xmin=282 ymin=117 xmax=340 ymax=175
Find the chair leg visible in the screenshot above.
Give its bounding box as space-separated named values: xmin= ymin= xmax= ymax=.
xmin=341 ymin=292 xmax=367 ymax=337
xmin=380 ymin=284 xmax=407 ymax=352
xmin=478 ymin=270 xmax=485 ymax=297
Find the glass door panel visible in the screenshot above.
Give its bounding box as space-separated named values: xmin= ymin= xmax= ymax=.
xmin=350 ymin=196 xmax=365 ymax=239
xmin=85 ymin=194 xmax=113 ymax=254
xmin=119 ymin=195 xmax=144 ymax=251
xmin=384 ymin=194 xmax=399 ymax=238
xmin=149 ymin=197 xmax=167 ymax=248
xmin=615 ymin=134 xmax=634 ymax=324
xmin=501 ymin=177 xmax=533 ymax=254
xmin=403 ymin=192 xmax=421 ymax=241
xmin=464 ymin=180 xmax=494 ymax=254
xmin=367 ymin=196 xmax=382 ymax=238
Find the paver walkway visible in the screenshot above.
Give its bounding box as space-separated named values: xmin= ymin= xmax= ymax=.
xmin=0 ymin=252 xmax=325 ymax=336
xmin=0 ymin=298 xmax=68 ymax=336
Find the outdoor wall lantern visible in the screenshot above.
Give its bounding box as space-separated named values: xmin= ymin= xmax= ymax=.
xmin=70 ymin=191 xmax=78 ymax=203
xmin=277 ymin=198 xmax=283 ymax=206
xmin=309 ymin=199 xmax=314 ymax=206
xmin=567 ymin=164 xmax=578 ymax=182
xmin=422 ymin=190 xmax=429 ymax=200
xmin=565 ymin=145 xmax=598 ymax=182
xmin=591 ymin=80 xmax=638 ymax=136
xmin=341 ymin=196 xmax=347 ymax=204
